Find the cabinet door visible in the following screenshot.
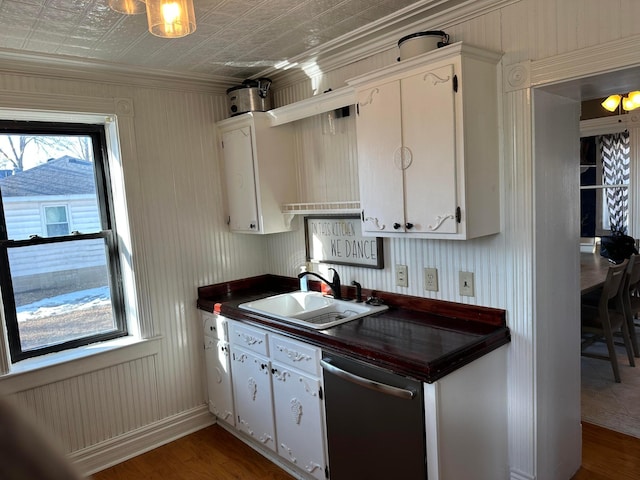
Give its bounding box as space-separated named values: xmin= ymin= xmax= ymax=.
xmin=272 ymin=362 xmax=326 ymax=480
xmin=204 ymin=337 xmax=235 ymax=426
xmin=356 ymin=81 xmax=405 ymax=234
xmin=402 ymin=63 xmax=458 ymax=234
xmin=222 ymin=126 xmax=260 ymax=233
xmin=231 ymin=347 xmax=276 ymax=451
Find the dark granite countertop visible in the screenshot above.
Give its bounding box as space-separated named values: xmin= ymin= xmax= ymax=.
xmin=197 ymin=275 xmax=510 ymax=383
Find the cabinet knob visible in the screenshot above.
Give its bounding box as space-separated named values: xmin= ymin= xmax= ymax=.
xmin=249 ymin=223 xmax=256 ymax=229
xmin=393 ymin=223 xmax=401 ymax=230
xmin=406 ymin=222 xmax=414 ymax=230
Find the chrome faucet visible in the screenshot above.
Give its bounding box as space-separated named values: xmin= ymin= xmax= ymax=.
xmin=297 ymin=268 xmax=342 ymax=300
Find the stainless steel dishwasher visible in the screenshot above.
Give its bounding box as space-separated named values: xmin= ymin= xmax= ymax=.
xmin=320 ymin=352 xmax=427 ymax=479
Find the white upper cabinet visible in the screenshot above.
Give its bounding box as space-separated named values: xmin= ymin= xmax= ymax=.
xmin=348 ymin=43 xmax=502 ymax=240
xmin=217 ymin=112 xmax=297 ymax=234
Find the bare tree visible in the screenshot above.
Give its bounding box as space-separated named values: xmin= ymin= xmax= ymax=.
xmin=0 ymin=136 xmax=32 ymax=172
xmin=0 ymin=135 xmax=93 ymax=172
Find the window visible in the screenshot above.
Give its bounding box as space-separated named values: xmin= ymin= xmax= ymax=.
xmin=0 ymin=121 xmax=127 ymax=362
xmin=580 ymin=132 xmax=631 ymax=237
xmin=43 ymin=205 xmax=70 ymax=236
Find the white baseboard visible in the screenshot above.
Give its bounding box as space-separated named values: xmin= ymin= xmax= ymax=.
xmin=69 ymin=404 xmax=215 ymax=476
xmin=510 ymin=469 xmax=535 ymax=480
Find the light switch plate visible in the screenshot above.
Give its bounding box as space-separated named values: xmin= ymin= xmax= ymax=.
xmin=459 ymin=271 xmax=474 ymax=296
xmin=395 ymin=264 xmax=408 ymax=287
xmin=424 ymin=268 xmax=438 ymax=291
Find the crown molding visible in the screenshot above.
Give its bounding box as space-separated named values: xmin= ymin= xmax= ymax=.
xmin=0 ymin=48 xmax=237 ymax=94
xmin=263 ymin=0 xmax=517 ymax=89
xmin=531 ymin=35 xmax=640 ymax=88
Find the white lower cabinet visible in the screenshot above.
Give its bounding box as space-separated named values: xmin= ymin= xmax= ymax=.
xmin=424 ymin=345 xmax=508 ymax=480
xmin=202 ymin=312 xmax=235 ymax=426
xmin=226 ymin=321 xmax=328 ymax=479
xmin=270 ymin=333 xmax=327 ymax=480
xmin=204 ymin=337 xmax=235 ymax=426
xmin=231 ymin=345 xmax=277 ymax=451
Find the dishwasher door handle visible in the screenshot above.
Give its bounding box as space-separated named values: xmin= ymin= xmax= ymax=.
xmin=320 ymin=359 xmax=416 ymax=399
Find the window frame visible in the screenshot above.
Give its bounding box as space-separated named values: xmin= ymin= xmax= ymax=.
xmin=42 ymin=204 xmax=71 ymax=237
xmin=0 ymin=120 xmax=127 ymax=362
xmin=580 ymin=115 xmax=635 ymax=241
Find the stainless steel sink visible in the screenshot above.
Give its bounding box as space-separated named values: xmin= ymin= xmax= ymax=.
xmin=239 ymin=291 xmax=388 ymax=329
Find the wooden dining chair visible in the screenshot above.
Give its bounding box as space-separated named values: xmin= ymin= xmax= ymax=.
xmin=581 ymin=262 xmax=636 ymax=383
xmin=622 ymin=254 xmax=640 ymax=357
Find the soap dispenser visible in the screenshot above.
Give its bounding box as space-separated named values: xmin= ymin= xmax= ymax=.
xmin=299 ymin=266 xmax=308 ymax=292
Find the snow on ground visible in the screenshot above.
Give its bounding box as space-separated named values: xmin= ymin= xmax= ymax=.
xmin=16 ymin=286 xmax=111 ymax=322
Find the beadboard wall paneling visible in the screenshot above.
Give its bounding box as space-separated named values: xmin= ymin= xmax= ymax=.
xmin=127 ymin=87 xmax=267 ymax=418
xmin=9 ymin=355 xmax=158 ymax=453
xmin=501 ymin=87 xmax=536 ymax=479
xmin=293 ymin=114 xmax=359 ymax=203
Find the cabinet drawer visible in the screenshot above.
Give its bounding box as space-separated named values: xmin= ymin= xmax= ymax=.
xmin=229 ymin=322 xmax=269 ymax=356
xmin=202 ymin=311 xmax=229 ymax=342
xmin=269 ymin=334 xmax=320 ymax=376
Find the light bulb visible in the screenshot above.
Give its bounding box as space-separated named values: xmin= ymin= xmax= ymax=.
xmin=162 ymin=2 xmax=180 ymax=24
xmin=146 ymin=0 xmax=196 ymax=38
xmin=627 ymin=91 xmax=640 ymax=108
xmin=622 ymin=96 xmax=640 ymax=111
xmin=601 ymin=95 xmax=622 ymax=112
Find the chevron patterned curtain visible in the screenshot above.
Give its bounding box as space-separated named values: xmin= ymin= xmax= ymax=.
xmin=599 ymin=131 xmax=630 ymax=234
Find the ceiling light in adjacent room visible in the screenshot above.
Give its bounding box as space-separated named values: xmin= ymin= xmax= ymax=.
xmin=145 ymin=0 xmax=196 ymax=38
xmin=601 ymin=92 xmax=640 ymax=112
xmin=601 ymin=94 xmax=622 ymax=112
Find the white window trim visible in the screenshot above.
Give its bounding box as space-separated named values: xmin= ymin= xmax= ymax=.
xmin=0 ymin=335 xmax=162 ymax=394
xmin=0 ymin=94 xmax=153 ymax=385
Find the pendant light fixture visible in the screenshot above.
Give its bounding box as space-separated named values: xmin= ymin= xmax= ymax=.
xmin=108 ymin=0 xmax=146 ymax=15
xmin=145 ymin=0 xmax=196 ymax=38
xmin=108 ymin=0 xmax=196 ymax=38
xmin=601 ymin=91 xmax=640 ymax=112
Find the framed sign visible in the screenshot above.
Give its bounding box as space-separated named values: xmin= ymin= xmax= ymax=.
xmin=304 ymin=215 xmax=384 ymax=269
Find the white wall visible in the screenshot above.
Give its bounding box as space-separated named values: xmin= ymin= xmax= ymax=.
xmin=0 ymin=1 xmax=639 ymax=479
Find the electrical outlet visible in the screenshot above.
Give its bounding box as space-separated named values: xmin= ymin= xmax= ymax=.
xmin=395 ymin=264 xmax=408 ymax=287
xmin=424 ymin=268 xmax=438 ymax=292
xmin=459 ymin=271 xmax=474 ymax=296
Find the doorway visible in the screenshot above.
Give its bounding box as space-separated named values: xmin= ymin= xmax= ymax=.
xmin=535 ymin=66 xmax=640 ymax=440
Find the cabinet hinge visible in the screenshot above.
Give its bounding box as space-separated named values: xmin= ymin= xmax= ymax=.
xmin=221 ymin=140 xmax=224 ymax=149
xmin=227 ymin=216 xmax=231 ymax=226
xmin=319 ymin=386 xmax=323 ymax=400
xmin=356 ymin=103 xmax=360 ymax=115
xmin=455 ymin=206 xmax=461 ymax=223
xmin=453 ymin=74 xmax=458 ymax=93
xmin=361 ymin=210 xmax=364 ymax=222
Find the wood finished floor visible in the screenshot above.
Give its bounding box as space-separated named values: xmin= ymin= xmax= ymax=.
xmin=91 ymin=425 xmax=294 ymax=480
xmin=91 ymin=422 xmax=640 ymax=480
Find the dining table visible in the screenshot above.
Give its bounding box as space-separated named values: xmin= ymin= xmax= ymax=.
xmin=581 ymin=251 xmax=618 ymax=295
